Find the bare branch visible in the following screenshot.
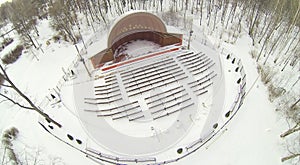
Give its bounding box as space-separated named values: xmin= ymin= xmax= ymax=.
xmin=0 ymin=63 xmax=62 ymax=128
xmin=0 ymin=64 xmax=9 ymax=80
xmin=0 ymin=93 xmax=35 ymax=110
xmin=281 ymin=153 xmax=300 ymax=162
xmin=0 ymin=84 xmax=13 ymax=88
xmin=281 ymin=122 xmax=300 ymax=138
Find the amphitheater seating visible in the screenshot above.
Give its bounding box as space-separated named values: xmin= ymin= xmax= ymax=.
xmin=183 ymin=55 xmax=208 ymax=68
xmin=186 ymin=58 xmax=211 ymax=71
xmin=126 ymin=67 xmax=183 ymax=91
xmin=84 ymin=50 xmax=218 ymax=123
xmin=129 ymin=115 xmax=145 ymax=121
xmin=97 ymin=105 xmax=140 ymax=117
xmin=85 ymin=92 xmax=121 ymax=100
xmin=146 ymin=87 xmax=186 ymax=106
xmin=176 ymin=52 xmax=199 ymax=61
xmin=95 ymin=88 xmax=120 ymax=95
xmin=121 ymin=58 xmax=173 ymax=77
xmin=128 ymin=73 xmax=187 ymax=97
xmin=105 ymin=77 xmax=117 ymax=83
xmin=187 ymin=70 xmax=217 ymax=96
xmin=85 ymin=101 xmax=138 ymax=112
xmin=180 ymin=53 xmax=204 ymax=64
xmin=188 ymin=71 xmax=215 ymax=85
xmin=149 ymin=93 xmax=189 ymax=110
xmin=145 ymin=85 xmax=183 ymax=100
xmin=94 ymin=84 xmax=119 ymax=92
xmin=191 ymin=63 xmax=215 ymax=76
xmin=124 ymin=64 xmax=180 ymax=87
xmin=121 ymin=61 xmax=177 ymax=83
xmin=84 ymin=97 xmax=122 ymax=105
xmin=104 ymin=74 xmax=116 ymax=80
xmin=86 ymin=100 xmax=143 ymax=121
xmin=153 ymin=102 xmax=194 ymax=120
xmin=151 ymin=96 xmax=191 ymax=114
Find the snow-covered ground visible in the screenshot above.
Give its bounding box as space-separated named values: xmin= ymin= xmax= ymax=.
xmin=0 ymin=5 xmax=294 ymax=165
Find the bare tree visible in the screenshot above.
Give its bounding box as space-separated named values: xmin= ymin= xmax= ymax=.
xmin=0 ymin=64 xmax=61 ymax=128
xmin=6 ymin=0 xmax=42 ymax=49
xmin=49 ymin=0 xmax=80 ymax=44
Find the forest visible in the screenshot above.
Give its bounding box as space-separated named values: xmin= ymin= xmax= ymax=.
xmin=0 ymin=0 xmax=299 ymax=164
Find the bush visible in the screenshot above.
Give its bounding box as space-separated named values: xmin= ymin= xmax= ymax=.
xmin=268 ymin=84 xmax=286 ymax=102
xmin=1 ymin=45 xmax=24 ymax=65
xmin=250 ymin=49 xmax=257 ymax=59
xmin=2 ymin=127 xmax=19 ymax=140
xmin=1 ymin=137 xmax=11 ymax=146
xmin=2 ymin=38 xmax=14 ymax=47
xmin=52 ymin=35 xmax=61 ymax=42
xmin=257 ymin=65 xmax=275 ymax=84
xmin=0 ymin=38 xmax=14 ymax=53
xmin=1 ymin=127 xmax=19 ymax=164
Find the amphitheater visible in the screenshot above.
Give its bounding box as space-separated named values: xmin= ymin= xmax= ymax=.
xmin=38 ymin=11 xmax=246 ymax=164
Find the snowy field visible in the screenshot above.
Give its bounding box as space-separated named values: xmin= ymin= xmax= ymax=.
xmin=0 ymin=1 xmax=297 ymax=165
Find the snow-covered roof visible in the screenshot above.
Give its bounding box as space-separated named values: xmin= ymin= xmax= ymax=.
xmin=107 ymin=11 xmax=167 ymax=47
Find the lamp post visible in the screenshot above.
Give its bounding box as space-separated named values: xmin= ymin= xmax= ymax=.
xmin=74 ymin=44 xmax=91 ymax=77
xmin=188 ymin=30 xmax=193 ymax=50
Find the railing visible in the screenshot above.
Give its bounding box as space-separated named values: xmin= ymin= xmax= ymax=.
xmin=146 ymin=50 xmax=247 ymax=165
xmin=77 ymin=48 xmax=247 ymax=165
xmin=36 ymin=17 xmax=247 ymax=165
xmin=86 ymin=147 xmax=156 ymax=164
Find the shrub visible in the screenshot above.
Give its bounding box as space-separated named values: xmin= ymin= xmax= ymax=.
xmin=52 ymin=35 xmax=61 ymax=42
xmin=257 ymin=65 xmax=275 ymax=84
xmin=0 ymin=38 xmax=14 ymax=53
xmin=1 ymin=138 xmax=11 ymax=146
xmin=250 ymin=49 xmax=257 ymax=59
xmin=1 ymin=127 xmax=19 ymax=147
xmin=1 ymin=45 xmax=24 ymax=65
xmin=2 ymin=38 xmax=14 ymax=47
xmin=268 ymin=84 xmax=286 ymax=102
xmin=2 ymin=127 xmax=19 ymax=140
xmin=8 ymin=127 xmax=19 ymax=138
xmin=1 ymin=127 xmax=20 ymax=164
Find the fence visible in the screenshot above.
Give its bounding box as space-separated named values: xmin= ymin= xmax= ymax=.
xmin=36 ymin=18 xmax=247 ymax=165
xmin=80 ymin=48 xmax=247 ymax=165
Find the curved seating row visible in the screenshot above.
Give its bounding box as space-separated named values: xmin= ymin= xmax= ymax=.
xmin=126 ymin=67 xmax=183 ymax=92
xmin=124 ymin=64 xmax=179 ymax=86
xmin=146 ymin=87 xmax=186 ymax=106
xmin=122 ymin=59 xmax=175 ymax=80
xmin=153 ymin=102 xmax=194 ymax=120
xmin=145 ymin=85 xmax=183 ymax=101
xmin=149 ymin=93 xmax=189 ymax=110
xmin=128 ymin=72 xmax=187 ymax=97
xmin=121 ymin=58 xmax=173 ymax=77
xmin=85 ymin=101 xmax=138 ymax=112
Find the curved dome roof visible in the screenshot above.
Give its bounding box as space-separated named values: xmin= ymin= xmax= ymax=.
xmin=107 ymin=11 xmax=167 ymax=47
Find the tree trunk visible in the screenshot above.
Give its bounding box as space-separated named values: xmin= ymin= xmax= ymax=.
xmin=0 ymin=65 xmax=62 ymax=128
xmin=274 ymin=29 xmax=299 ymax=63
xmin=280 ymin=122 xmax=300 ymax=138
xmin=97 ymin=0 xmax=107 ymax=25
xmin=281 ymin=153 xmax=300 ymax=162
xmin=199 ymin=0 xmax=203 ymax=26
xmin=263 ymin=29 xmax=285 ymax=65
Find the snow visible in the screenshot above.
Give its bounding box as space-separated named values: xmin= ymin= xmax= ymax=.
xmin=116 ymin=40 xmax=161 ymax=58
xmin=0 ymin=4 xmax=293 ymax=165
xmin=175 ymin=29 xmax=286 ymax=165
